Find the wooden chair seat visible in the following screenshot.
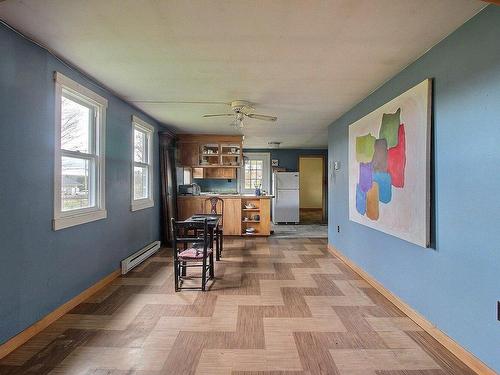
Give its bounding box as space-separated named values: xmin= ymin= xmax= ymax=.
xmin=179 ymin=247 xmax=213 ymax=260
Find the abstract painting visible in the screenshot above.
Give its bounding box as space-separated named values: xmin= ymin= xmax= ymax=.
xmin=348 ymin=79 xmax=431 ymax=247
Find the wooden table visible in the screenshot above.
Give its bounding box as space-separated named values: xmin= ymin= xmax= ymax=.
xmin=185 ymin=214 xmax=222 ymax=260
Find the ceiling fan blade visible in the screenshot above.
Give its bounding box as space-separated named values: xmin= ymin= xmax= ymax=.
xmin=203 ymin=113 xmax=235 ymax=118
xmin=130 ymin=100 xmax=230 ymax=105
xmin=246 ymin=113 xmax=278 ymax=122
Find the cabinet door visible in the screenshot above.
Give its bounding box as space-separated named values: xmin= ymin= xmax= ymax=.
xmin=192 ymin=167 xmax=204 ymax=179
xmin=222 ymin=168 xmax=236 ymax=179
xmin=259 ymin=199 xmax=271 ymax=235
xmin=222 ymin=198 xmax=241 ymax=235
xmin=178 ymin=142 xmax=199 ymax=167
xmin=204 ymin=167 xmax=236 ymax=179
xmin=177 ymin=198 xmax=203 ymax=220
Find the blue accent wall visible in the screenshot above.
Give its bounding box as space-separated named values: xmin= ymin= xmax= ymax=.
xmin=328 ymin=6 xmax=500 ymax=372
xmin=0 ymin=24 xmax=168 ymax=344
xmin=244 ymin=148 xmax=328 ymax=172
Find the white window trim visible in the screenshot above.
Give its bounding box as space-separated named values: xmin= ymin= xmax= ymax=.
xmin=240 ymin=152 xmax=271 ymax=194
xmin=53 ymin=72 xmax=108 ymax=230
xmin=131 ymin=115 xmax=155 ymax=211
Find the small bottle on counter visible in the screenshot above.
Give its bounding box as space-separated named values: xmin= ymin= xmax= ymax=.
xmin=254 ymin=183 xmax=261 ymax=196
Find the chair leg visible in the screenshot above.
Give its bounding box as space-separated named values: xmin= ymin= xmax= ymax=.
xmin=209 ymin=252 xmax=214 ymax=279
xmin=219 ymin=230 xmax=223 ymax=258
xmin=201 ymin=257 xmax=207 ymax=291
xmin=174 ymin=260 xmax=179 ymax=292
xmin=181 ymin=261 xmax=187 ymax=276
xmin=215 ymin=231 xmax=220 ymax=261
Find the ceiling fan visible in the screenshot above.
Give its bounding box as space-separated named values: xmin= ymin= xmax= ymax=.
xmin=202 ymin=100 xmax=277 ymax=128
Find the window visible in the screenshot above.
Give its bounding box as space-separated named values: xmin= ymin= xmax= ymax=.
xmin=131 ymin=116 xmax=154 ymax=211
xmin=245 ymin=160 xmax=263 ymax=189
xmin=240 ymin=153 xmax=271 ymax=194
xmin=53 ymin=72 xmax=107 ymax=230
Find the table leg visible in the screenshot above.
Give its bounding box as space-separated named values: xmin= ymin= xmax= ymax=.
xmin=212 ymin=228 xmax=220 ymax=261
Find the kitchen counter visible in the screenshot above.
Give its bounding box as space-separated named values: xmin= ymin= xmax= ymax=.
xmin=177 ymin=194 xmax=272 ymax=236
xmin=178 ymin=194 xmax=273 ymax=199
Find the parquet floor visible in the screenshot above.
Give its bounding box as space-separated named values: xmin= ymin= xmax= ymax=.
xmin=0 ymin=238 xmax=474 ymax=375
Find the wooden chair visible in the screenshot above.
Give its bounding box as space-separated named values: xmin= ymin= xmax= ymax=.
xmin=205 ymin=197 xmax=224 ymax=260
xmin=171 ymin=218 xmax=214 ymax=291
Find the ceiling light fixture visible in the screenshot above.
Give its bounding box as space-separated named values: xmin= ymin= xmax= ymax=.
xmin=268 ymin=141 xmax=281 ymax=149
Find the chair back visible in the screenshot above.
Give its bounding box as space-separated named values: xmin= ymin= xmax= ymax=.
xmin=170 ymin=218 xmax=209 ymax=259
xmin=206 ymin=197 xmax=224 ymax=225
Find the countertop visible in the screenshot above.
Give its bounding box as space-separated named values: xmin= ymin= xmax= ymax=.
xmin=178 ymin=193 xmax=273 ymax=199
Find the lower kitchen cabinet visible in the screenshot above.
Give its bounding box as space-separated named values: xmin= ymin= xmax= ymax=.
xmin=177 ymin=196 xmax=242 ymax=235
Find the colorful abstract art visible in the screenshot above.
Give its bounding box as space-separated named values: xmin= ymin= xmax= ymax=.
xmin=348 ymin=79 xmax=431 ymax=247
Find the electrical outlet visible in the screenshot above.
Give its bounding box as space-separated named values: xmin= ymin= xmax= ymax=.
xmin=337 ymin=225 xmax=340 ymax=233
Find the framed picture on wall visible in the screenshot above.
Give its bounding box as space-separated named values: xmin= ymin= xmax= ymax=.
xmin=271 ymin=159 xmax=279 ymax=167
xmin=348 ymin=78 xmax=432 ymax=247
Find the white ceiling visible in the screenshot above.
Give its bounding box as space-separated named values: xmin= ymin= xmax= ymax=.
xmin=0 ymin=0 xmax=485 ymax=148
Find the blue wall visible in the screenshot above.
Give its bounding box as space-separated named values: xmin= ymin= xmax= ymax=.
xmin=244 ymin=148 xmax=328 ymax=172
xmin=0 ymin=25 xmax=168 ymax=343
xmin=328 ymin=6 xmax=500 ymax=372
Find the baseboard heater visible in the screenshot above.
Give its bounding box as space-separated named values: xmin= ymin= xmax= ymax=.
xmin=121 ymin=240 xmax=161 ymax=274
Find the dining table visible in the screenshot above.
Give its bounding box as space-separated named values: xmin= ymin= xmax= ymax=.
xmin=184 ymin=213 xmax=222 ymax=260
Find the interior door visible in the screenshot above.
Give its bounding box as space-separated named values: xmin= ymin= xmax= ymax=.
xmin=239 ymin=152 xmax=271 ymax=194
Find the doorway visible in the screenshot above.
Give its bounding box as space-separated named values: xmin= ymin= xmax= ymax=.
xmin=239 ymin=152 xmax=271 ymax=194
xmin=298 ymin=155 xmax=325 ymax=224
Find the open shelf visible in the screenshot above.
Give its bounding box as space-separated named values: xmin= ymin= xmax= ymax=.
xmin=242 ymin=232 xmax=259 ymax=236
xmin=242 ymin=220 xmax=260 ymax=223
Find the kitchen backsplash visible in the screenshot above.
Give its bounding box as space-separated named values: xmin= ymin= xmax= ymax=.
xmin=193 ymin=178 xmax=238 ymax=193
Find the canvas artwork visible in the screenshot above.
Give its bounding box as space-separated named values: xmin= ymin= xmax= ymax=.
xmin=348 ymin=79 xmax=431 ymax=247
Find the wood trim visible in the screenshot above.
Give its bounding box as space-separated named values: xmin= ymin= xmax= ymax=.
xmin=298 ymin=155 xmax=326 ymax=221
xmin=327 ymin=244 xmax=496 ymax=375
xmin=0 ymin=269 xmax=120 ymax=360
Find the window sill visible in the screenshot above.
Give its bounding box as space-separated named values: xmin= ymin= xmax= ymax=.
xmin=131 ymin=200 xmax=154 ymax=212
xmin=53 ymin=209 xmax=107 ymax=231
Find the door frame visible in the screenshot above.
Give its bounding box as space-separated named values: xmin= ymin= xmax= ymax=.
xmin=239 ymin=152 xmax=271 ymax=194
xmin=298 ymin=154 xmax=326 ymax=222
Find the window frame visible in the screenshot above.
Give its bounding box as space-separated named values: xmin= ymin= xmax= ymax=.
xmin=53 ymin=72 xmax=108 ymax=230
xmin=131 ymin=115 xmax=155 ymax=211
xmin=239 ymin=152 xmax=271 ymax=194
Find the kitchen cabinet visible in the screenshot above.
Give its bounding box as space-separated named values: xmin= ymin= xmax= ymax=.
xmin=204 ymin=168 xmax=236 ymax=179
xmin=177 ymin=197 xmax=204 ymax=221
xmin=241 ymin=197 xmax=271 ymax=236
xmin=177 ymin=134 xmax=243 ymax=168
xmin=177 ymin=142 xmax=199 ymax=167
xmin=177 ymin=195 xmax=271 ymax=236
xmin=221 ymin=198 xmax=242 ymax=235
xmin=192 ymin=167 xmax=237 ymax=179
xmin=177 ymin=196 xmax=242 ymax=235
xmin=192 ymin=167 xmax=204 ymax=179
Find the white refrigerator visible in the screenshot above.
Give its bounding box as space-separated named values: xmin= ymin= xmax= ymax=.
xmin=272 ymin=172 xmax=300 ymax=224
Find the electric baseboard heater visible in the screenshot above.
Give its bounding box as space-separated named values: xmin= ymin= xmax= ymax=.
xmin=121 ymin=240 xmax=161 ymax=274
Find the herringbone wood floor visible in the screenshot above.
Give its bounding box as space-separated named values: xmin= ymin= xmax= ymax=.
xmin=0 ymin=238 xmax=474 ymax=375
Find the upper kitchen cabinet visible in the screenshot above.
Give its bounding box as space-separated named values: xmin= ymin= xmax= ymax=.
xmin=220 ymin=143 xmax=241 ymax=166
xmin=199 ymin=143 xmax=220 ymax=166
xmin=177 ymin=141 xmax=199 ymax=167
xmin=176 ymin=134 xmax=243 ymax=168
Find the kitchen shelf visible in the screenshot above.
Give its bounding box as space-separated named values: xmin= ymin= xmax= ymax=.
xmin=242 ymin=220 xmax=260 ymax=223
xmin=242 ymin=208 xmax=259 ymax=211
